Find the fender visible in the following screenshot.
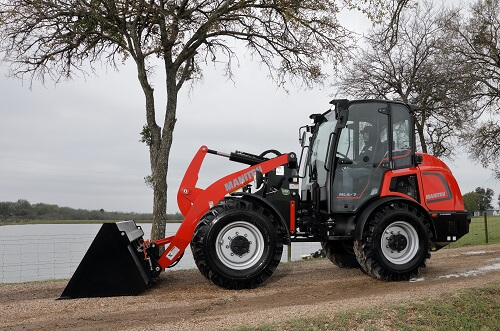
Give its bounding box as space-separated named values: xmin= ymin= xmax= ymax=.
xmin=353 ymin=196 xmax=434 ymax=241
xmin=231 ymin=192 xmax=291 ymax=244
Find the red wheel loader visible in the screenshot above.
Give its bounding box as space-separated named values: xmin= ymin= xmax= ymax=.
xmin=60 ymin=99 xmax=470 ymax=298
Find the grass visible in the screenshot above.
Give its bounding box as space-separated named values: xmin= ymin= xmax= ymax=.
xmin=0 ymin=219 xmax=182 ymax=226
xmin=449 ymin=215 xmax=500 ymax=248
xmin=232 ymin=284 xmax=500 ymax=331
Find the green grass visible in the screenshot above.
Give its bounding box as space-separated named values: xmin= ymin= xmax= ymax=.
xmin=0 ymin=219 xmax=182 ymax=226
xmin=232 ymin=284 xmax=500 ymax=331
xmin=449 ymin=215 xmax=500 ymax=248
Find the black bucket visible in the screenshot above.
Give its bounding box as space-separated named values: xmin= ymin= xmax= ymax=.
xmin=58 ymin=220 xmax=154 ymax=299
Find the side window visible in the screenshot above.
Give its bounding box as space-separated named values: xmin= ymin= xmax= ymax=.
xmin=392 ymin=105 xmax=412 ymax=168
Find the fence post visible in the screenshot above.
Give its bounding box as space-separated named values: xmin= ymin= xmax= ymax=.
xmin=287 ymin=242 xmax=291 ymax=262
xmin=484 ymin=212 xmax=489 ymax=244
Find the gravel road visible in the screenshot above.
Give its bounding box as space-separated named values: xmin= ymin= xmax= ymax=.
xmin=1 ymin=244 xmax=499 ymax=330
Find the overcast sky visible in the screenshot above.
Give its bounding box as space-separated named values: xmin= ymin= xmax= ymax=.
xmin=0 ymin=3 xmax=498 ymax=213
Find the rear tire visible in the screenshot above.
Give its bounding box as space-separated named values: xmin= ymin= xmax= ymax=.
xmin=321 ymin=241 xmax=360 ymax=268
xmin=190 ymin=199 xmax=283 ymax=289
xmin=354 ymin=202 xmax=431 ymax=281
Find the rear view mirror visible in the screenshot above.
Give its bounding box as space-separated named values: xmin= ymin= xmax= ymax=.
xmin=324 ymin=132 xmax=336 ymax=171
xmin=300 ymin=131 xmax=307 ymax=147
xmin=298 ymin=125 xmax=310 ymax=147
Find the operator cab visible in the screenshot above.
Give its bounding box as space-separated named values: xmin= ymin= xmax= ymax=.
xmin=301 ymin=99 xmax=415 ymax=214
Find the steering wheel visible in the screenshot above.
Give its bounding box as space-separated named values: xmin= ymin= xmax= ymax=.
xmin=336 ymin=151 xmax=348 ymax=158
xmin=336 ymin=151 xmax=354 ymax=165
xmin=259 ymin=149 xmax=282 ymax=158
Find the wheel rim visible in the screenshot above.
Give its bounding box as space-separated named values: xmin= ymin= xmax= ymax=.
xmin=380 ymin=221 xmax=419 ymax=265
xmin=215 ymin=221 xmax=265 ymax=270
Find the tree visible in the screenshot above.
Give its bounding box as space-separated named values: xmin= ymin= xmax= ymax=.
xmin=14 ymin=199 xmax=32 ymax=217
xmin=498 ymin=193 xmax=500 ymax=209
xmin=445 ymin=0 xmax=499 ymax=178
xmin=334 ymin=0 xmax=485 ymax=158
xmin=33 ymin=203 xmax=60 ymax=217
xmin=463 ymin=191 xmax=481 ymax=213
xmin=475 ymin=187 xmax=494 ymax=213
xmin=0 ymin=0 xmax=404 ymax=240
xmin=465 ymin=120 xmax=500 ymax=179
xmin=464 ymin=188 xmax=495 ymax=214
xmin=446 ymin=0 xmax=499 ymax=108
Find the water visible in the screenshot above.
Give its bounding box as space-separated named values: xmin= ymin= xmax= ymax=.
xmin=0 ymin=223 xmax=320 ymax=283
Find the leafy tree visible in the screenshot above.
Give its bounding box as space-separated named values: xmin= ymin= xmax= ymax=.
xmin=475 ymin=187 xmax=494 ymax=212
xmin=0 ymin=202 xmax=12 ymax=217
xmin=465 ymin=121 xmax=500 ymax=179
xmin=14 ymin=199 xmax=32 ymax=217
xmin=446 ymin=0 xmax=499 ymax=174
xmin=463 ymin=192 xmax=481 ymax=213
xmin=0 ymin=0 xmax=404 ymax=240
xmin=33 ymin=203 xmax=59 ymax=217
xmin=445 ymin=0 xmax=500 ymax=179
xmin=446 ymin=0 xmax=499 ymax=108
xmin=498 ymin=193 xmax=500 ymax=209
xmin=0 ymin=199 xmax=161 ymax=221
xmin=334 ymin=0 xmax=486 ymax=158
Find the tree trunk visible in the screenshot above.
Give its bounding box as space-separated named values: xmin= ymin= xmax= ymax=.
xmin=414 ymin=119 xmax=428 ymax=154
xmin=150 ymin=72 xmax=178 ymax=241
xmin=150 ymin=163 xmax=168 ymax=241
xmin=133 ymin=54 xmax=173 ymax=241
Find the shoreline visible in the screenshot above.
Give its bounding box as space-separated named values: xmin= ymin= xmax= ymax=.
xmin=0 ymin=219 xmax=182 ymax=226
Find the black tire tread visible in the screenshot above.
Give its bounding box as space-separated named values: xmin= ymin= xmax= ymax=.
xmin=321 ymin=241 xmax=361 ymax=269
xmin=190 ymin=198 xmax=283 ymax=289
xmin=354 ymin=202 xmax=432 ymax=281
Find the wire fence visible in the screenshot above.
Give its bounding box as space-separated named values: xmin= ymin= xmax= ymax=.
xmin=0 ymin=233 xmax=95 ymax=283
xmin=0 ymin=227 xmax=322 ymax=284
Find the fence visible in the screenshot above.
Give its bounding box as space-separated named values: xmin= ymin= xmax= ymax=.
xmin=0 ymin=233 xmax=93 ymax=283
xmin=0 ymin=224 xmax=321 ymax=283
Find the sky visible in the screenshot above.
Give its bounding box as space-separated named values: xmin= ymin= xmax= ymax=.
xmin=0 ymin=2 xmax=498 ymax=213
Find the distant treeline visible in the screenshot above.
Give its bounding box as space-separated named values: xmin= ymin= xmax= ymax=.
xmin=0 ymin=199 xmax=182 ymax=221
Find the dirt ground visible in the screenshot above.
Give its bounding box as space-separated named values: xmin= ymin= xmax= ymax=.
xmin=1 ymin=244 xmax=499 ymax=331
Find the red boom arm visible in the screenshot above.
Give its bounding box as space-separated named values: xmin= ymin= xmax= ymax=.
xmin=153 ymin=146 xmax=291 ymax=269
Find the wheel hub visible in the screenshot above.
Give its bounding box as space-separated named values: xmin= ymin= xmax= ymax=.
xmin=230 ymin=235 xmax=250 ymax=255
xmin=380 ymin=221 xmax=419 ymax=265
xmin=215 ymin=221 xmax=265 ymax=270
xmin=387 ymin=233 xmax=407 ymax=252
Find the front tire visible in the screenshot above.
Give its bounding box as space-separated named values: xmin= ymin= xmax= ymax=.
xmin=191 ymin=199 xmax=283 ymax=289
xmin=354 ymin=202 xmax=431 ymax=281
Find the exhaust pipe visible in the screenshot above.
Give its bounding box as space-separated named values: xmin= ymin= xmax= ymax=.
xmin=58 ymin=220 xmax=159 ymax=299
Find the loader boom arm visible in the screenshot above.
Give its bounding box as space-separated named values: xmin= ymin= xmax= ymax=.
xmin=154 ymin=145 xmax=292 ymax=269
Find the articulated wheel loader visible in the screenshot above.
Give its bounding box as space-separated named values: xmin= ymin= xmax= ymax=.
xmin=60 ymin=99 xmax=470 ymax=299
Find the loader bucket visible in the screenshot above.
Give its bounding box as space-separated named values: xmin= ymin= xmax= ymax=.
xmin=58 ymin=220 xmax=154 ymax=299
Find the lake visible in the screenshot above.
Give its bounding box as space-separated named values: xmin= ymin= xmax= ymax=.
xmin=0 ymin=223 xmax=321 ymax=283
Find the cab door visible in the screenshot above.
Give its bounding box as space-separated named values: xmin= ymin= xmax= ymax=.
xmin=331 ymin=101 xmax=390 ymax=212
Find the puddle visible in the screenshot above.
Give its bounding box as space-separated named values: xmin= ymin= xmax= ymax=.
xmin=409 ymin=262 xmax=500 ymax=282
xmin=438 ymin=263 xmax=500 ymax=279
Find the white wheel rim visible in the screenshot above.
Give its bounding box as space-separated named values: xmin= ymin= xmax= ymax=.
xmin=380 ymin=221 xmax=419 ymax=265
xmin=215 ymin=221 xmax=265 ymax=270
